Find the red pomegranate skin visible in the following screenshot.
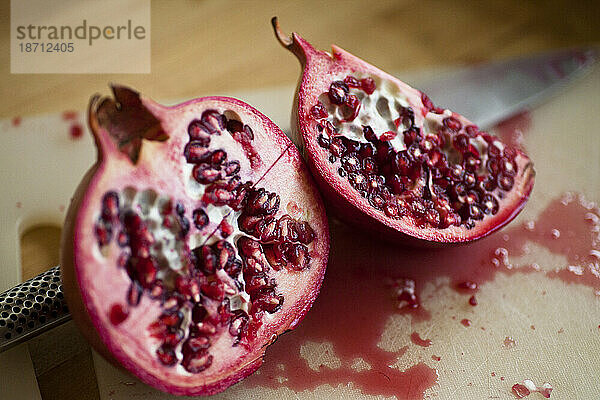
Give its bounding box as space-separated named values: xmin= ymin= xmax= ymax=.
xmin=273 ymin=18 xmax=534 ymax=246
xmin=60 ymin=86 xmax=329 ymax=396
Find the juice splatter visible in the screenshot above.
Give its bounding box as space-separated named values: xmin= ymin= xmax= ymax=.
xmin=246 ymin=192 xmax=598 ymax=398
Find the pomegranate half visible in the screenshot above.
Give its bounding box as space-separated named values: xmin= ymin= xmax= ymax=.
xmin=273 ymin=18 xmax=534 ymax=246
xmin=60 ymin=86 xmax=329 ymax=395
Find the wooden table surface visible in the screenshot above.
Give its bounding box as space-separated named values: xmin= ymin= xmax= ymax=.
xmin=0 ymin=1 xmax=599 ymax=399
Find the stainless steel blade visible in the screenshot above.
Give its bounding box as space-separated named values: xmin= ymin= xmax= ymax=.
xmin=418 ymin=47 xmax=597 ymax=128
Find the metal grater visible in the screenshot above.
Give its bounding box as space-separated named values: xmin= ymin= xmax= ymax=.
xmin=0 ymin=266 xmax=70 ymax=353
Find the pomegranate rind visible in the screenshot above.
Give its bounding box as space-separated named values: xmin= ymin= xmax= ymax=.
xmin=273 ymin=18 xmax=534 ymax=246
xmin=61 ymin=87 xmax=329 ymax=395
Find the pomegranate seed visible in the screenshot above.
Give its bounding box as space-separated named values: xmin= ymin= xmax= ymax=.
xmin=229 ymin=314 xmax=248 ymax=337
xmin=242 ymin=124 xmax=254 ymax=140
xmin=149 ymin=280 xmax=163 ymax=299
xmin=341 ymin=153 xmax=360 ymax=172
xmin=342 ymin=94 xmax=361 ymax=122
xmin=512 ymin=384 xmax=531 ymax=398
xmin=403 ymin=127 xmax=420 ymax=146
xmin=109 ymin=303 xmax=128 ymax=325
xmin=425 ymin=209 xmax=440 ymax=227
xmin=200 ymin=110 xmax=225 ymax=134
xmin=452 ymin=134 xmax=469 ymax=151
xmin=127 ymin=282 xmax=142 ymax=306
xmin=498 ymin=173 xmax=514 ymax=191
xmin=218 ymin=220 xmax=234 ymax=238
xmin=369 ymin=194 xmax=385 ymax=209
xmin=182 ymin=350 xmax=213 ymax=373
xmin=343 ymin=75 xmax=360 ymax=88
xmin=201 ymin=280 xmax=226 ymax=301
xmin=164 ymin=329 xmax=185 ymax=347
xmin=183 ymin=336 xmax=211 ymax=353
xmin=421 ymin=92 xmax=435 ymax=111
xmin=317 ymin=134 xmax=330 ymax=149
xmin=486 ymin=158 xmax=501 ymax=175
xmin=184 ymin=141 xmax=211 ymax=164
xmin=465 ymin=125 xmax=479 ymax=137
xmin=156 ymin=345 xmax=178 ymax=366
xmin=192 ymin=208 xmax=209 ymax=229
xmin=363 ymin=125 xmax=377 ymax=142
xmin=245 ymin=188 xmax=280 ymax=216
xmin=360 ymin=77 xmax=376 ymax=94
xmin=101 ymin=191 xmax=120 ymax=220
xmin=463 ymin=153 xmax=481 ymax=171
xmin=481 ymin=194 xmax=499 ymax=215
xmin=254 ymin=292 xmax=284 ymax=313
xmin=311 ymin=102 xmax=328 ymax=119
xmin=488 ymin=142 xmax=502 ymax=158
xmin=94 ymin=222 xmax=112 ymax=246
xmin=192 ymin=164 xmax=222 ymax=184
xmin=136 ymin=257 xmax=157 ymax=288
xmin=188 ymin=119 xmax=212 ymax=139
xmin=209 ymin=149 xmax=227 ymax=165
xmin=501 ymin=158 xmax=518 ymax=176
xmin=443 ymin=116 xmax=462 ymax=131
xmin=380 ymin=131 xmax=397 ymax=141
xmin=117 ymin=252 xmax=128 ymax=269
xmin=295 ymin=221 xmax=315 ymax=244
xmin=328 ymin=81 xmax=349 ymax=105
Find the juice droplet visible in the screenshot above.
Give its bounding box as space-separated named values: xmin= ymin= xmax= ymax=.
xmin=503 ymin=336 xmax=516 ymax=348
xmin=410 ymin=331 xmax=432 ymax=347
xmin=70 ymin=123 xmax=83 ymax=139
xmin=468 ymin=295 xmax=477 ymax=306
xmin=461 ymin=318 xmax=471 ymax=327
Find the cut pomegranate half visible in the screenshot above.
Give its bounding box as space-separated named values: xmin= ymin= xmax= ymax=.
xmin=273 ymin=18 xmax=534 ymax=245
xmin=60 ymin=85 xmax=329 ymax=395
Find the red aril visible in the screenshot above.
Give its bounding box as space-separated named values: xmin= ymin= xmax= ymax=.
xmin=60 ymin=85 xmax=329 ymax=395
xmin=272 ymin=18 xmax=534 ymax=245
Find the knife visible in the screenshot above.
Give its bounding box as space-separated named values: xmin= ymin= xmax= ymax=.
xmin=0 ymin=46 xmax=596 ymax=353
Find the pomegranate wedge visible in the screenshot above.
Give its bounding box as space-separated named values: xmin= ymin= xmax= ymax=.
xmin=273 ymin=17 xmax=534 ymax=246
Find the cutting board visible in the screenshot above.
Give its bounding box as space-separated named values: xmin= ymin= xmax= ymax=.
xmin=1 ymin=65 xmax=599 ymax=400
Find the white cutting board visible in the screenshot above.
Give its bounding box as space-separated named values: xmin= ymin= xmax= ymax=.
xmin=1 ymin=66 xmax=599 ymax=399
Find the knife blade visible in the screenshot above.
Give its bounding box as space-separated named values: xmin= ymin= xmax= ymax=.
xmin=0 ymin=47 xmax=596 ymax=353
xmin=418 ymin=47 xmax=597 ymax=128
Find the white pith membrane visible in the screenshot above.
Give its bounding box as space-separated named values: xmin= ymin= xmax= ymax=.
xmin=312 ymin=73 xmax=530 ymax=231
xmin=88 ymin=104 xmax=321 ymax=381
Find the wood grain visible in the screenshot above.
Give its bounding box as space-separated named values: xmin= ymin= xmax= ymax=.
xmin=3 ymin=1 xmax=599 ymax=399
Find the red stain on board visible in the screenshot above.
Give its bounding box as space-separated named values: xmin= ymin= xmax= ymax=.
xmin=62 ymin=110 xmax=78 ymax=120
xmin=245 ymin=192 xmax=598 ymax=398
xmin=69 ymin=123 xmax=83 ymax=139
xmin=11 ymin=117 xmax=21 ymax=127
xmin=410 ymin=331 xmax=432 ymax=347
xmin=461 ymin=318 xmax=471 ymax=327
xmin=15 ymin=202 xmax=22 ymax=208
xmin=431 ymin=355 xmax=441 ymax=361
